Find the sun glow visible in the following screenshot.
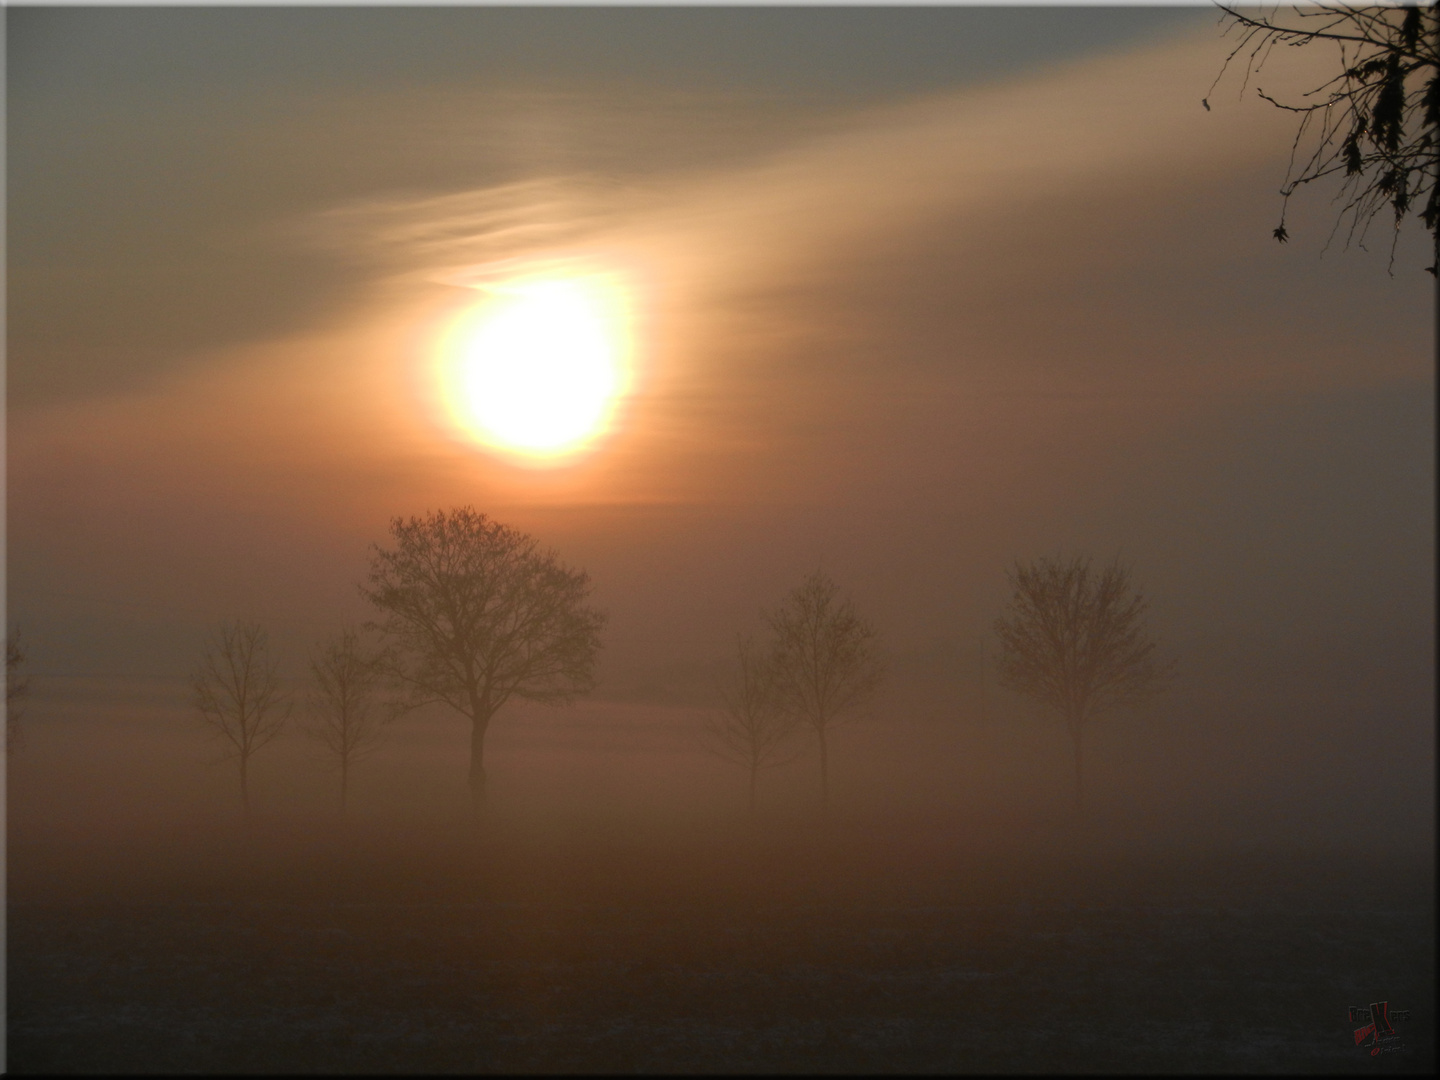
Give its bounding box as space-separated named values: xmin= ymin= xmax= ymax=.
xmin=441 ymin=274 xmax=633 ymax=464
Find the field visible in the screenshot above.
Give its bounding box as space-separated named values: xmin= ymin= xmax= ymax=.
xmin=7 ymin=819 xmax=1433 ymax=1075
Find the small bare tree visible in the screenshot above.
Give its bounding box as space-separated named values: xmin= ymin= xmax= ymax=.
xmin=767 ymin=571 xmax=885 ymax=813
xmin=7 ymin=631 xmax=31 ymax=752
xmin=306 ymin=626 xmax=390 ymax=814
xmin=992 ymin=555 xmax=1174 ymax=815
xmin=1210 ymin=3 xmax=1440 ymax=272
xmin=703 ymin=633 xmax=799 ymax=816
xmin=192 ymin=620 xmax=291 ymax=815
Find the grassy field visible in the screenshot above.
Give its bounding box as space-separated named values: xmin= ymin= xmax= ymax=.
xmin=7 ymin=820 xmax=1433 ymax=1074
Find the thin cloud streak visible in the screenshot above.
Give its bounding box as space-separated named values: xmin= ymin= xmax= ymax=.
xmin=314 ymin=26 xmax=1316 ymax=308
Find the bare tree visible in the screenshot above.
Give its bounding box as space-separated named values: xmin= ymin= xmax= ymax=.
xmin=703 ymin=633 xmax=800 ymax=816
xmin=1209 ymin=3 xmax=1440 ymax=273
xmin=362 ymin=507 xmax=605 ymax=810
xmin=7 ymin=631 xmax=31 ymax=752
xmin=992 ymin=555 xmax=1174 ymax=815
xmin=192 ymin=620 xmax=291 ymax=816
xmin=306 ymin=626 xmax=390 ymax=814
xmin=767 ymin=571 xmax=885 ymax=813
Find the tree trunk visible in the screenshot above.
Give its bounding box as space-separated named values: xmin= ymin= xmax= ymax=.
xmin=340 ymin=757 xmax=349 ymax=815
xmin=465 ymin=684 xmax=494 ymax=813
xmin=817 ymin=724 xmax=830 ymax=814
xmin=978 ymin=635 xmax=987 ymax=724
xmin=748 ymin=764 xmax=758 ymax=818
xmin=1070 ymin=724 xmax=1084 ymax=816
xmin=240 ymin=753 xmax=250 ymax=817
xmin=469 ymin=715 xmax=490 ymax=811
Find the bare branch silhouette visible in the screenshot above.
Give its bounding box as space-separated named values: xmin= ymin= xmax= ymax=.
xmin=702 ymin=632 xmax=801 ymax=816
xmin=361 ymin=506 xmax=605 ymax=811
xmin=767 ymin=571 xmax=885 ymax=814
xmin=305 ymin=625 xmax=392 ymax=814
xmin=191 ymin=620 xmax=291 ymax=817
xmin=1210 ymin=3 xmax=1440 ymax=273
xmin=992 ymin=555 xmax=1175 ymax=816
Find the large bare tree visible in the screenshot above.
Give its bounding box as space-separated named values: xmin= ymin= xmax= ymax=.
xmin=362 ymin=507 xmax=605 ymax=810
xmin=7 ymin=631 xmax=31 ymax=752
xmin=192 ymin=620 xmax=291 ymax=816
xmin=702 ymin=633 xmax=799 ymax=816
xmin=305 ymin=626 xmax=390 ymax=814
xmin=767 ymin=571 xmax=885 ymax=813
xmin=1210 ymin=3 xmax=1440 ymax=273
xmin=992 ymin=555 xmax=1174 ymax=815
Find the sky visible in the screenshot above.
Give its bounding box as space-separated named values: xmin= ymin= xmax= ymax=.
xmin=5 ymin=6 xmax=1434 ymax=841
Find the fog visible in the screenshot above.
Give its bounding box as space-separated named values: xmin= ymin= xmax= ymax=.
xmin=6 ymin=6 xmax=1434 ymax=1072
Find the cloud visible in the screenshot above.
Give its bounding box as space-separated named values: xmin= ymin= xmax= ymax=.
xmin=310 ymin=25 xmax=1318 ymax=306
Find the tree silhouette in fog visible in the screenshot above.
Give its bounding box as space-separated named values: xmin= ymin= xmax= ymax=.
xmin=305 ymin=626 xmax=390 ymax=814
xmin=703 ymin=633 xmax=799 ymax=816
xmin=191 ymin=620 xmax=291 ymax=816
xmin=7 ymin=630 xmax=31 ymax=752
xmin=992 ymin=555 xmax=1173 ymax=815
xmin=767 ymin=571 xmax=885 ymax=813
xmin=362 ymin=507 xmax=605 ymax=811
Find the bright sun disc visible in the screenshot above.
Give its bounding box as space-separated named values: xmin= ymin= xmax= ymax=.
xmin=442 ymin=275 xmax=631 ymax=462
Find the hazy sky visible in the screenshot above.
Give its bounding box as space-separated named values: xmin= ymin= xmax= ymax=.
xmin=9 ymin=5 xmax=1216 ymax=408
xmin=6 ymin=3 xmax=1433 ymax=730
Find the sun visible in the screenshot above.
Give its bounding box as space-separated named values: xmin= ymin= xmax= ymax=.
xmin=440 ymin=274 xmax=632 ymax=464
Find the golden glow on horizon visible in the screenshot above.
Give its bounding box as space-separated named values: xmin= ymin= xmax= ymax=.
xmin=440 ymin=275 xmax=632 ymax=464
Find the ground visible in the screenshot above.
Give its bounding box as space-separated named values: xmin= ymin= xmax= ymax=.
xmin=6 ymin=821 xmax=1433 ymax=1074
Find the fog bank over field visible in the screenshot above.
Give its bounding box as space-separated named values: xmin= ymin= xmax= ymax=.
xmin=11 ymin=622 xmax=1432 ymax=860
